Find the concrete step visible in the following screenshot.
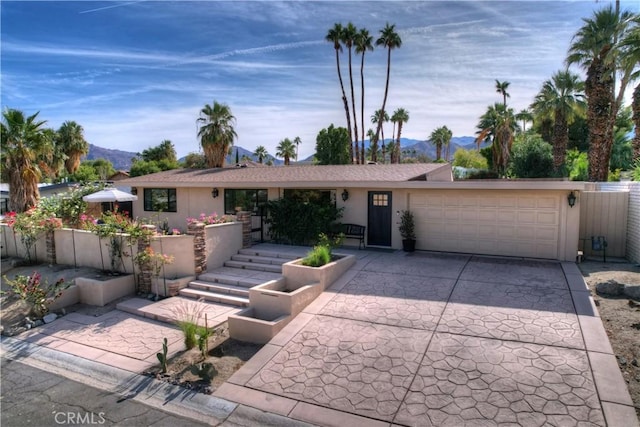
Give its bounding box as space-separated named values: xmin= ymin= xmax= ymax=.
xmin=231 ymin=254 xmax=290 ymax=265
xmin=237 ymin=249 xmax=301 ymax=261
xmin=224 ymin=260 xmax=282 ymax=273
xmin=179 ymin=288 xmax=249 ymax=307
xmin=195 ymin=272 xmax=269 ymax=288
xmin=188 ymin=281 xmax=250 ymax=297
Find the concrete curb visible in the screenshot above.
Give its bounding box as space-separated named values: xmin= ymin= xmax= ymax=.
xmin=0 ymin=336 xmax=312 ymax=426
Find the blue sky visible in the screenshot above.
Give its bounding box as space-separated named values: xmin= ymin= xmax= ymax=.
xmin=2 ymin=1 xmax=639 ymax=160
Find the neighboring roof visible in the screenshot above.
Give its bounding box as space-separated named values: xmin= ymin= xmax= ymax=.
xmin=120 ymin=163 xmax=453 ymax=189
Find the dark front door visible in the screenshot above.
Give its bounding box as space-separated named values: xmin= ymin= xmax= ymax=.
xmin=367 ymin=191 xmax=392 ymax=246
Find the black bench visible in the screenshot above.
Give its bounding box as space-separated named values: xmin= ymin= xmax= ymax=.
xmin=334 ymin=223 xmax=365 ymax=249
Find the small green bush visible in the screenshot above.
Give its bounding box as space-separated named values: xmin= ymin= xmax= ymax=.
xmin=452 ymin=148 xmax=488 ymax=169
xmin=608 ymin=168 xmax=621 ymax=182
xmin=301 ymin=245 xmax=331 ymax=267
xmin=466 ymin=170 xmax=500 ymax=179
xmin=633 ymin=160 xmax=640 ymax=181
xmin=509 ymin=134 xmax=553 ymax=178
xmin=566 ymin=149 xmax=588 ymax=181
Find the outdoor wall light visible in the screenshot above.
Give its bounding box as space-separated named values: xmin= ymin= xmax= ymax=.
xmin=342 ymin=189 xmax=349 ymax=202
xmin=567 ymin=191 xmax=577 ymax=208
xmin=212 ymin=188 xmax=219 ymax=198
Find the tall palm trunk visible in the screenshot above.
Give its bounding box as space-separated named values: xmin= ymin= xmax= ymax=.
xmin=632 ymin=83 xmax=640 ymax=162
xmin=551 ymin=108 xmax=568 ymax=172
xmin=375 ymin=47 xmax=392 ymax=144
xmin=348 ymin=46 xmax=358 ymax=164
xmin=586 ymin=56 xmax=615 ymax=181
xmin=360 ymin=52 xmax=366 ymax=164
xmin=334 ymin=49 xmax=352 ymax=161
xmin=395 ymin=121 xmax=404 ymax=163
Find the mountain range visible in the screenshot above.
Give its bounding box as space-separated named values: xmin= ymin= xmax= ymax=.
xmin=84 ymin=137 xmax=479 ymax=171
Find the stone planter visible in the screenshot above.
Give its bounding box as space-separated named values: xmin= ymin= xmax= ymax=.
xmin=76 ymin=274 xmax=135 ymax=306
xmin=249 ymin=278 xmax=322 ymax=320
xmin=282 ymin=253 xmax=356 ymax=290
xmin=151 ymin=275 xmax=196 ymax=297
xmin=228 ymin=308 xmax=290 ymax=344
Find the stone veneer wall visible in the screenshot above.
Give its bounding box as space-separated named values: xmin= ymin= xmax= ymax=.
xmin=627 ymin=183 xmax=640 ymax=264
xmin=236 ymin=211 xmax=252 ymax=249
xmin=187 ymin=221 xmax=207 ymax=274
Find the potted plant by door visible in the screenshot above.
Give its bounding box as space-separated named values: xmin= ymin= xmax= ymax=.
xmin=399 ymin=210 xmax=416 ymax=252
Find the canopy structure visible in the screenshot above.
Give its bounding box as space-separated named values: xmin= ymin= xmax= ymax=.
xmin=82 ymin=188 xmax=138 ymax=203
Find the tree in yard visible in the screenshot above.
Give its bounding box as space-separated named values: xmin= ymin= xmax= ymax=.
xmin=57 ymin=120 xmax=88 ymax=174
xmin=326 ymin=23 xmax=352 ymax=160
xmin=566 ymin=5 xmax=637 ymax=181
xmin=140 ymin=140 xmax=178 ymax=163
xmin=530 ymin=70 xmax=586 ymax=173
xmin=371 ymin=109 xmax=389 ymax=162
xmin=197 ymin=101 xmax=237 ymax=168
xmin=366 ymin=128 xmax=379 ymax=162
xmin=293 ymin=136 xmax=301 ymax=162
xmin=253 ymin=145 xmax=269 ymax=164
xmin=515 ymin=109 xmax=534 ymax=133
xmin=276 ymin=138 xmax=296 ymax=165
xmin=183 ymin=152 xmax=207 ymax=169
xmin=342 ymin=22 xmax=359 ymax=163
xmin=315 ymin=125 xmax=351 ymax=165
xmin=429 ymin=126 xmax=452 ymax=162
xmin=1 ymin=109 xmax=51 ymax=212
xmin=374 ymin=23 xmax=402 ymax=146
xmin=475 ymin=103 xmax=518 ymax=176
xmin=619 ymin=16 xmax=640 ymax=161
xmin=390 ymin=108 xmax=409 ymax=163
xmin=495 ymin=80 xmax=510 ymax=107
xmin=355 ymin=28 xmax=374 ymax=165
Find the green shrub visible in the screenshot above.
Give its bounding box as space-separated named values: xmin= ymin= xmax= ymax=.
xmin=266 ymin=197 xmax=343 ymax=245
xmin=452 ymin=148 xmax=488 ymax=169
xmin=566 ymin=149 xmax=588 ymax=181
xmin=633 ymin=160 xmax=640 ymax=181
xmin=508 ymin=134 xmax=553 ymax=178
xmin=608 ymin=168 xmax=621 ymax=182
xmin=466 ymin=170 xmax=500 ymax=179
xmin=301 ymin=245 xmax=331 ymax=267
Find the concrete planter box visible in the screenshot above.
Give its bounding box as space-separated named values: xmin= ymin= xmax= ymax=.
xmin=151 ymin=275 xmax=196 ymax=297
xmin=228 ymin=308 xmax=290 ymax=344
xmin=76 ymin=274 xmax=135 ymax=306
xmin=282 ymin=253 xmax=356 ymax=290
xmin=249 ymin=278 xmax=322 ymax=320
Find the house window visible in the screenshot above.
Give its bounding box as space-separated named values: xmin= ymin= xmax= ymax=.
xmin=144 ymin=188 xmax=177 ymax=212
xmin=283 ymin=189 xmax=335 ymax=204
xmin=372 ymin=193 xmax=389 ymax=206
xmin=224 ymin=189 xmax=267 ymax=214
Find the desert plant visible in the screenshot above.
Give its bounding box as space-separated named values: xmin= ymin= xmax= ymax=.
xmin=189 ymin=362 xmax=218 ymax=382
xmin=197 ymin=326 xmax=211 ymax=358
xmin=171 ymin=298 xmax=207 ymax=350
xmin=301 ymin=245 xmax=331 ymax=267
xmin=398 ymin=210 xmax=416 ymax=240
xmin=4 ymin=272 xmax=69 ymax=317
xmin=156 ymin=337 xmax=168 ymax=373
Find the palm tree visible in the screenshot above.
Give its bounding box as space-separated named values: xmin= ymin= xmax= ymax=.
xmin=374 ymin=23 xmax=402 ymax=144
xmin=495 ymin=80 xmax=511 ymax=106
xmin=276 ymin=138 xmax=296 ymax=165
xmin=476 ymin=103 xmax=518 ymax=176
xmin=515 ymin=109 xmax=534 ymax=133
xmin=197 ymin=101 xmax=237 ymax=168
xmin=40 ymin=128 xmax=65 ymax=180
xmin=619 ymin=17 xmax=640 ymax=161
xmin=326 ymin=23 xmax=352 ymax=160
xmin=366 ymin=128 xmax=378 ymax=162
xmin=371 ymin=108 xmax=390 ymax=149
xmin=429 ymin=126 xmax=452 ymax=161
xmin=567 ymin=5 xmax=635 ymax=181
xmin=530 ymin=70 xmax=586 ymax=172
xmin=355 ymin=28 xmax=374 ymax=165
xmin=342 ymin=22 xmax=359 ymax=163
xmin=1 ymin=109 xmax=50 ymax=212
xmin=442 ymin=126 xmax=453 ymax=161
xmin=253 ymin=145 xmax=268 ymax=164
xmin=57 ymin=121 xmax=88 ymax=174
xmin=391 ymin=108 xmax=409 ymax=163
xmin=293 ymin=136 xmax=301 ymax=162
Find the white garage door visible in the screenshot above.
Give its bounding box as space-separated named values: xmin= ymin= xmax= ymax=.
xmin=410 ymin=191 xmax=561 ymax=259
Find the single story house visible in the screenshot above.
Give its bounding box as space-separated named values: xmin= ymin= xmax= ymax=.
xmin=120 ymin=163 xmax=587 ymax=262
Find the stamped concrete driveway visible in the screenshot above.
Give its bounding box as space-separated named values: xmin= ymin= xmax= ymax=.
xmin=216 ymin=251 xmax=638 ymax=427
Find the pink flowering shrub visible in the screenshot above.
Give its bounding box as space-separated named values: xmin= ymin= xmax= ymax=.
xmin=186 ymin=212 xmax=233 ymax=226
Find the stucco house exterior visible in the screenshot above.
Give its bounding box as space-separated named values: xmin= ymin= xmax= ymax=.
xmin=120 ymin=163 xmax=587 ymax=262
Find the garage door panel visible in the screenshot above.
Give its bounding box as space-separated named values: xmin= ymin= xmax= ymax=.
xmin=410 ymin=192 xmax=560 ymax=259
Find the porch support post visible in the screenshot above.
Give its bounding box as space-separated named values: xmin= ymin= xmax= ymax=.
xmin=187 ymin=221 xmax=207 ymax=274
xmin=237 ymin=211 xmax=252 ymax=248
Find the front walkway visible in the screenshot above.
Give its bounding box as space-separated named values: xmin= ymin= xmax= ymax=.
xmin=215 ymin=250 xmax=638 ymax=426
